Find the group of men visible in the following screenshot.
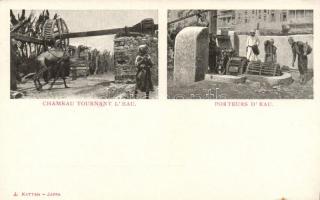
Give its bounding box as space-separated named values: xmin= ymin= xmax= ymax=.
xmin=246 ymin=29 xmax=312 ymax=84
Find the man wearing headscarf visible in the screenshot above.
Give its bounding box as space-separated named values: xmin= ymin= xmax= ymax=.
xmin=288 ymin=37 xmax=312 ymax=84
xmin=134 ymin=44 xmax=153 ymax=99
xmin=246 ymin=29 xmax=260 ymax=61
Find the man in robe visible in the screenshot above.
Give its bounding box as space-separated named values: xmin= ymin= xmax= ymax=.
xmin=288 ymin=37 xmax=312 ymax=84
xmin=246 ymin=29 xmax=260 ymax=61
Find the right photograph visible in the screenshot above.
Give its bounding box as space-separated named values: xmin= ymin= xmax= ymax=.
xmin=167 ymin=10 xmax=314 ymax=99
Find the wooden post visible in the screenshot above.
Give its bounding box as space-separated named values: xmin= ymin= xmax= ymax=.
xmin=208 ymin=10 xmax=217 ymax=35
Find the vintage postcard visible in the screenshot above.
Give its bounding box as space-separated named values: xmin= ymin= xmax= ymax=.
xmin=0 ymin=0 xmax=319 ymax=200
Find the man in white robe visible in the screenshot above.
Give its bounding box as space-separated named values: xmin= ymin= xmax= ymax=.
xmin=246 ymin=30 xmax=260 ymax=61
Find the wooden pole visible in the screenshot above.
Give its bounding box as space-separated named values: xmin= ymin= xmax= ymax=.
xmin=208 ymin=10 xmax=217 ymax=35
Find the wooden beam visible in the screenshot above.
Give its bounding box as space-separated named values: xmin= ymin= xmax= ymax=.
xmin=59 ymin=28 xmax=124 ymax=39
xmin=12 ymin=20 xmax=158 ymax=44
xmin=59 ymin=23 xmax=158 ymax=39
xmin=208 ymin=10 xmax=217 ymax=35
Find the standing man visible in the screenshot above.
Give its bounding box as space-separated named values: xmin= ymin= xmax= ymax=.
xmin=264 ymin=38 xmax=277 ymax=63
xmin=134 ymin=45 xmax=153 ymax=99
xmin=246 ymin=29 xmax=260 ymax=62
xmin=288 ymin=37 xmax=312 ymax=84
xmin=208 ymin=34 xmax=218 ymax=73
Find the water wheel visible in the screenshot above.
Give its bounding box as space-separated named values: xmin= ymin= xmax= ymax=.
xmin=42 ymin=18 xmax=69 ymax=51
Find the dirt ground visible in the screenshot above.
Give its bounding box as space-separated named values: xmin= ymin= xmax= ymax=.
xmin=167 ymin=69 xmax=313 ymax=99
xmin=14 ymin=73 xmax=158 ymax=99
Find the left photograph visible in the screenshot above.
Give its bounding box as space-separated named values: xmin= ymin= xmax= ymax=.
xmin=10 ymin=10 xmax=158 ymax=99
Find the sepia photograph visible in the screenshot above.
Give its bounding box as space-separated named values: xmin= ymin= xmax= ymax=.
xmin=167 ymin=10 xmax=313 ymax=99
xmin=10 ymin=10 xmax=158 ymax=99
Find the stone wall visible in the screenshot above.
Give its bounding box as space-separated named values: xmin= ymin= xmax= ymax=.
xmin=237 ymin=34 xmax=313 ymax=68
xmin=114 ymin=35 xmax=158 ymax=85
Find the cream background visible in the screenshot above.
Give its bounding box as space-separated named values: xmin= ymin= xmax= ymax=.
xmin=1 ymin=0 xmax=320 ymax=200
